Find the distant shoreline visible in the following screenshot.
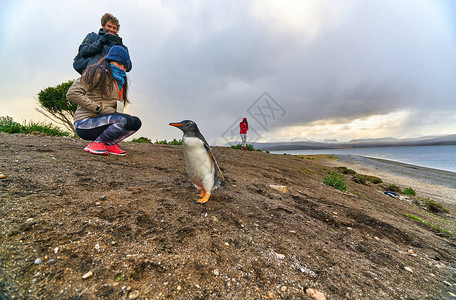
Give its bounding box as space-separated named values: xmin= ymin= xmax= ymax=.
xmin=254 ymin=136 xmax=456 ymax=151
xmin=260 ymin=142 xmax=456 ymax=151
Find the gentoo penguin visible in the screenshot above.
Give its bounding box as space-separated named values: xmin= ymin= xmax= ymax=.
xmin=169 ymin=120 xmax=223 ymax=204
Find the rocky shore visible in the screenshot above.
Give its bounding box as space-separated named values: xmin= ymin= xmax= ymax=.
xmin=322 ymin=155 xmax=456 ymax=211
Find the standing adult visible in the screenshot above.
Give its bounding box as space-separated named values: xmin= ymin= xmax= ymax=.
xmin=67 ymin=46 xmax=141 ymax=156
xmin=73 ymin=13 xmax=131 ymax=74
xmin=240 ymin=117 xmax=249 ymax=150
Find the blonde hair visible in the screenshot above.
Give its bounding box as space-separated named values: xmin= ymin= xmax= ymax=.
xmin=100 ymin=13 xmax=120 ymax=30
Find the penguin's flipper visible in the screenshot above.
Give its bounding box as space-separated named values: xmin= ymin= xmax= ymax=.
xmin=204 ymin=144 xmax=225 ymax=182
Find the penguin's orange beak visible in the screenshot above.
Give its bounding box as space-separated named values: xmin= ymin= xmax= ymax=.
xmin=169 ymin=123 xmax=183 ymax=127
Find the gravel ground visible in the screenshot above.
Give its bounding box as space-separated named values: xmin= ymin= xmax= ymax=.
xmin=1 ymin=133 xmax=455 ymax=299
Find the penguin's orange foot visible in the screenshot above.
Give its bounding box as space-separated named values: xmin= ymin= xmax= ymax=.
xmin=196 ymin=193 xmax=210 ymax=204
xmin=197 ymin=189 xmax=206 ymax=198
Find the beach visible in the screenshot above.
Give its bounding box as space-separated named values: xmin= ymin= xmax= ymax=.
xmin=323 ymin=154 xmax=456 ymax=210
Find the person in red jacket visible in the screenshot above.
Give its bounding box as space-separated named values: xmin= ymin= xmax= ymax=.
xmin=239 ymin=117 xmax=249 ymax=150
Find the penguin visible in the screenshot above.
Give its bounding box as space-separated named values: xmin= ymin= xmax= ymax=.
xmin=169 ymin=120 xmax=223 ymax=204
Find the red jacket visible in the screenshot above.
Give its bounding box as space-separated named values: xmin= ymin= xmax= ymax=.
xmin=240 ymin=119 xmax=248 ymax=134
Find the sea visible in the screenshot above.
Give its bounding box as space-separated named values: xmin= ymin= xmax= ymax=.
xmin=270 ymin=145 xmax=456 ymax=174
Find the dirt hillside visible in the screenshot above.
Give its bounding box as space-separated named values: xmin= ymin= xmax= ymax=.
xmin=0 ymin=132 xmax=455 ymax=299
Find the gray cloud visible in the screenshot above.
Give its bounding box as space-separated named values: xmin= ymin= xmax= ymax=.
xmin=1 ymin=0 xmax=455 ymax=142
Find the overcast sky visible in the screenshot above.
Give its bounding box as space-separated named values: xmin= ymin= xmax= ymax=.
xmin=1 ymin=0 xmax=455 ymax=144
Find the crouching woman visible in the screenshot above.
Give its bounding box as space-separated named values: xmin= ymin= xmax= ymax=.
xmin=67 ymin=46 xmax=141 ymax=156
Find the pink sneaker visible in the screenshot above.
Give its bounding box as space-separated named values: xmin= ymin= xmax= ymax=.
xmin=84 ymin=142 xmax=108 ymax=155
xmin=107 ymin=144 xmax=127 ymax=156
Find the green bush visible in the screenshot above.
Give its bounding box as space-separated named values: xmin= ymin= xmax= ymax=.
xmin=37 ymin=80 xmax=76 ymax=133
xmin=402 ymin=187 xmax=416 ymax=196
xmin=230 ymin=143 xmax=257 ymax=151
xmin=323 ymin=171 xmax=347 ymax=191
xmin=130 ymin=137 xmax=152 ymax=143
xmin=0 ymin=116 xmax=70 ymax=137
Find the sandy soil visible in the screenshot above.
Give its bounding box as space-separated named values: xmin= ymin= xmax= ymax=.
xmin=0 ymin=133 xmax=455 ymax=299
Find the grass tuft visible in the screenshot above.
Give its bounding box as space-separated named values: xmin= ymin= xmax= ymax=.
xmin=422 ymin=199 xmax=449 ymax=214
xmin=402 ymin=213 xmax=453 ymax=235
xmin=154 ymin=139 xmax=182 ymax=145
xmin=383 ymin=184 xmax=401 ymax=193
xmin=364 ymin=175 xmax=383 ymax=184
xmin=336 ymin=166 xmax=357 ymax=175
xmin=402 ymin=187 xmax=416 ymax=196
xmin=323 ymin=171 xmax=347 ymax=191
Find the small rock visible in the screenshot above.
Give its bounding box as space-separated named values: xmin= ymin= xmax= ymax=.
xmin=128 ymin=290 xmax=140 ymax=299
xmin=0 ymin=174 xmax=7 ymax=179
xmin=374 ymin=236 xmax=380 ymax=241
xmin=34 ymin=258 xmax=42 ymax=265
xmin=404 ymin=267 xmax=413 ymax=273
xmin=99 ymin=195 xmax=106 ymax=200
xmin=274 ymin=252 xmax=285 ymax=259
xmin=95 ymin=243 xmax=100 ymax=251
xmin=305 ymin=288 xmax=326 ymax=300
xmin=46 ymin=258 xmax=57 ymax=265
xmin=280 ymin=285 xmax=287 ymax=292
xmin=82 ymin=271 xmax=93 ymax=279
xmin=449 ymin=292 xmax=456 ymax=297
xmin=53 ymin=247 xmax=59 ymax=254
xmin=269 ymin=185 xmax=289 ymax=193
xmin=213 ymin=269 xmax=219 ymax=276
xmin=442 ymin=281 xmax=451 ymax=286
xmin=177 ymin=285 xmax=182 ymax=291
xmin=268 ymin=292 xmax=276 ymax=298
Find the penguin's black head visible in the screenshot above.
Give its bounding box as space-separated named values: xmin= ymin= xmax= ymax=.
xmin=169 ymin=120 xmax=200 ymax=136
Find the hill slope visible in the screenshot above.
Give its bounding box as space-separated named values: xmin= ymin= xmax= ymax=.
xmin=0 ymin=133 xmax=455 ymax=299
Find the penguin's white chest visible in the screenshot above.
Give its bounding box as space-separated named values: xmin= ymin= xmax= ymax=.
xmin=182 ymin=137 xmax=215 ymax=189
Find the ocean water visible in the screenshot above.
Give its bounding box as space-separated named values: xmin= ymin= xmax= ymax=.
xmin=270 ymin=145 xmax=456 ymax=173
